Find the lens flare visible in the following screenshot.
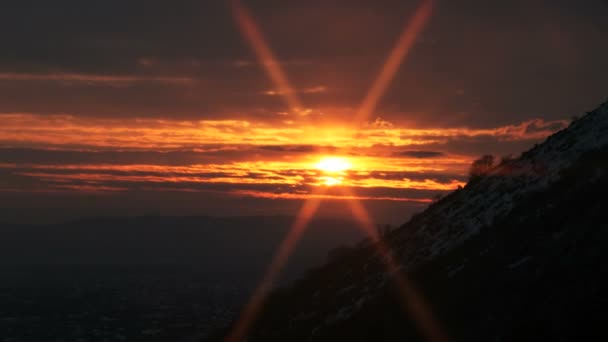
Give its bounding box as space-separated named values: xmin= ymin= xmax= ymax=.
xmin=226 ymin=1 xmax=445 ymax=341
xmin=225 ymin=190 xmax=324 ymax=342
xmin=230 ymin=0 xmax=303 ymax=114
xmin=342 ymin=187 xmax=449 ymax=342
xmin=355 ymin=0 xmax=434 ymax=124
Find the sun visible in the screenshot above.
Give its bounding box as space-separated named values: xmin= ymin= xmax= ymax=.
xmin=315 ymin=157 xmax=352 ymax=173
xmin=314 ymin=157 xmax=352 ymax=186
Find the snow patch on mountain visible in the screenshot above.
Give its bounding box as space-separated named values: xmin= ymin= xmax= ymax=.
xmin=394 ymin=101 xmax=608 ymax=266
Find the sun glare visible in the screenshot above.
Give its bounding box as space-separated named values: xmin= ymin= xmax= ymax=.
xmin=227 ymin=2 xmax=448 ymax=341
xmin=315 ymin=157 xmax=352 ymax=173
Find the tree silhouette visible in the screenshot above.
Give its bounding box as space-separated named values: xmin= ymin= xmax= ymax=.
xmin=468 ymin=154 xmax=495 ymax=183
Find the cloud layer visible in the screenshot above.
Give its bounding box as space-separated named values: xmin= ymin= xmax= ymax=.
xmin=0 ymin=113 xmax=566 ymax=209
xmin=0 ymin=0 xmax=605 ymax=222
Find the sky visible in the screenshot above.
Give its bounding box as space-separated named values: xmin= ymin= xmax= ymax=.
xmin=1 ymin=0 xmax=607 ymax=224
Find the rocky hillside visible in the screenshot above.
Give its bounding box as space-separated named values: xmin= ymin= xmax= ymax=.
xmin=208 ymin=100 xmax=608 ymax=341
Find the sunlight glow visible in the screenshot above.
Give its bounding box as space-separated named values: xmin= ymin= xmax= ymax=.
xmin=319 ymin=176 xmax=343 ymax=186
xmin=315 ymin=157 xmax=352 ymax=173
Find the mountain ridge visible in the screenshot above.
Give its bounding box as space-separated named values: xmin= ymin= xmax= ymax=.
xmin=210 ymin=100 xmax=608 ymax=341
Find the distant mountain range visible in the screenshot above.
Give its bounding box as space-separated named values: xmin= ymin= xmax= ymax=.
xmin=209 ymin=100 xmax=608 ymax=341
xmin=0 ymin=215 xmax=371 ymax=341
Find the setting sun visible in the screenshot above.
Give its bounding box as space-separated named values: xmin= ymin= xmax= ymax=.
xmin=315 ymin=157 xmax=352 ymax=173
xmin=2 ymin=0 xmax=603 ymax=341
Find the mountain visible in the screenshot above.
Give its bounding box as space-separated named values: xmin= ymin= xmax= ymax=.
xmin=209 ymin=100 xmax=608 ymax=341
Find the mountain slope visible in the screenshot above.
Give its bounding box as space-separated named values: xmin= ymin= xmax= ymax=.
xmin=210 ymin=100 xmax=608 ymax=341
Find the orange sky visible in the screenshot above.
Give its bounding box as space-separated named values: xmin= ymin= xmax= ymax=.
xmin=0 ymin=112 xmax=565 ymax=202
xmin=0 ymin=0 xmax=604 ymax=223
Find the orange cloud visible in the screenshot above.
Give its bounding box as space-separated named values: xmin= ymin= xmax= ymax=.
xmin=0 ymin=113 xmax=566 ymax=150
xmin=0 ymin=112 xmax=566 ymax=200
xmin=230 ymin=190 xmax=433 ymax=203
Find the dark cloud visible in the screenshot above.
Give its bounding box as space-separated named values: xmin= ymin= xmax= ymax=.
xmin=0 ymin=148 xmax=259 ymax=165
xmin=259 ymin=145 xmax=317 ymax=153
xmin=524 ymin=119 xmax=568 ymax=134
xmin=258 ymin=144 xmax=338 ymax=153
xmin=426 ymin=135 xmax=549 ymax=158
xmin=394 ymin=150 xmax=445 ymax=158
xmin=0 ymin=0 xmax=606 ymax=123
xmin=350 ymin=171 xmax=458 ymax=184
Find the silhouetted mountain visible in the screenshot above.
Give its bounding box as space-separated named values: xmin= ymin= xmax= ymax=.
xmin=210 ymin=100 xmax=608 ymax=341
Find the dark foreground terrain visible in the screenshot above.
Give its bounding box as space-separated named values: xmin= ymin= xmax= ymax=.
xmin=0 ymin=216 xmax=365 ymax=341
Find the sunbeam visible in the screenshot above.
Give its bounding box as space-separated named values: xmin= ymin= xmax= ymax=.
xmin=355 ymin=0 xmax=434 ymax=124
xmin=231 ymin=0 xmax=304 ymax=114
xmin=343 ymin=187 xmax=449 ymax=342
xmin=225 ymin=190 xmax=324 ymax=342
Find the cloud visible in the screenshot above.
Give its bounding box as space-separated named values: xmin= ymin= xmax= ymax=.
xmin=302 ymin=86 xmax=327 ymax=94
xmin=398 ymin=118 xmax=569 ymax=142
xmin=0 ymin=113 xmax=566 ymax=158
xmin=523 ymin=119 xmax=569 ymax=134
xmin=258 ymin=144 xmax=339 ymax=153
xmin=230 ymin=190 xmax=432 ymax=203
xmin=394 ymin=150 xmax=445 ymax=158
xmin=259 ymin=145 xmax=318 ymax=153
xmin=261 ymin=85 xmax=327 ymax=96
xmin=0 ymin=145 xmax=466 ymax=202
xmin=233 ymin=59 xmax=313 ymax=68
xmin=0 ymin=0 xmax=605 ymax=125
xmin=367 ymin=117 xmax=394 ymax=128
xmin=0 ymin=112 xmax=569 ymax=203
xmin=0 ymin=72 xmax=194 ymax=85
xmin=0 ymin=0 xmax=606 ymax=224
